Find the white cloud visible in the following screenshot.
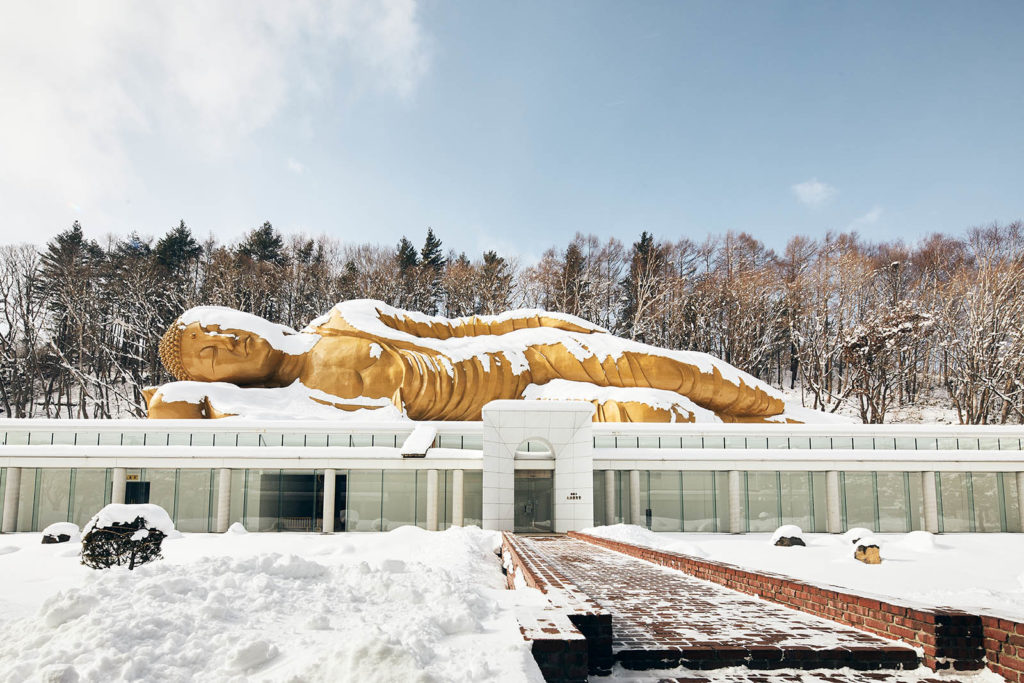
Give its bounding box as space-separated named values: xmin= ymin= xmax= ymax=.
xmin=286 ymin=158 xmax=306 ymax=175
xmin=791 ymin=178 xmax=838 ymax=206
xmin=849 ymin=206 xmax=883 ymax=229
xmin=0 ymin=0 xmax=429 ymax=241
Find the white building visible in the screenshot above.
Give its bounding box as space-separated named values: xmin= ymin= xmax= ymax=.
xmin=2 ymin=401 xmax=1023 ymax=535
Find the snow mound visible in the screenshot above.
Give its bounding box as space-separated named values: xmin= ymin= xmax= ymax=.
xmin=0 ymin=546 xmax=18 ymax=556
xmin=896 ymin=530 xmax=938 ymax=552
xmin=0 ymin=527 xmax=530 ymax=682
xmin=842 ymin=527 xmax=875 ymax=545
xmin=583 ymin=524 xmax=708 ymax=558
xmin=523 ymin=380 xmax=719 ymax=422
xmin=41 ymin=522 xmax=81 ymax=543
xmin=83 ymin=504 xmax=175 ymax=536
xmin=770 ymin=525 xmax=804 ymax=545
xmin=855 ymin=535 xmax=881 ymax=548
xmin=226 ymin=522 xmax=248 ymax=534
xmin=400 ymin=424 xmax=437 ymax=456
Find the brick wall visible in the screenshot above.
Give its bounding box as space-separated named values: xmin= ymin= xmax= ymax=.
xmin=569 ymin=531 xmax=1002 ymax=674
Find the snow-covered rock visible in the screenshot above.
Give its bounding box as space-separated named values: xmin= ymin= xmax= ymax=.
xmin=896 ymin=530 xmax=937 ymax=552
xmin=770 ymin=525 xmax=805 ymax=547
xmin=842 ymin=527 xmax=875 ymax=545
xmin=41 ymin=522 xmax=80 ymax=544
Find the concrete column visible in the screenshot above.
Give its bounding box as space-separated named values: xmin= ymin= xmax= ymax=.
xmin=426 ymin=469 xmax=439 ymax=531
xmin=629 ymin=470 xmax=641 ymax=526
xmin=452 ymin=470 xmax=464 ymax=527
xmin=728 ymin=470 xmax=743 ymax=534
xmin=1016 ymin=472 xmax=1024 ymax=534
xmin=826 ymin=471 xmax=842 ymax=533
xmin=111 ymin=467 xmax=127 ymax=505
xmin=922 ymin=471 xmax=940 ymax=533
xmin=2 ymin=467 xmax=21 ymax=533
xmin=604 ymin=470 xmax=616 ymax=524
xmin=216 ymin=468 xmax=231 ymax=533
xmin=322 ymin=469 xmax=336 ymax=533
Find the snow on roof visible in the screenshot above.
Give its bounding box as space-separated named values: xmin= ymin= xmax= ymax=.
xmin=154 ymin=380 xmax=404 ymax=421
xmin=84 ymin=504 xmax=176 ymax=535
xmin=522 ymin=380 xmax=721 ymax=422
xmin=177 ymin=306 xmax=319 ymax=355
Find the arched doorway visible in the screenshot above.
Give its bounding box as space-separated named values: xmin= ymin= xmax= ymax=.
xmin=514 ymin=439 xmax=554 ymax=532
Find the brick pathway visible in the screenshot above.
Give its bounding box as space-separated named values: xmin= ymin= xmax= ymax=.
xmin=515 ymin=536 xmax=919 ymax=672
xmin=605 ymin=672 xmax=954 ymax=682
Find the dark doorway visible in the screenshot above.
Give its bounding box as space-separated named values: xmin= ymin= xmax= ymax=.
xmin=124 ymin=481 xmax=150 ymax=505
xmin=514 ymin=470 xmax=554 ymax=533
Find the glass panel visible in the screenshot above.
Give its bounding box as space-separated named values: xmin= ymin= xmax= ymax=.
xmin=347 ymin=470 xmax=383 ymax=531
xmin=380 ymin=471 xmax=416 ymax=531
xmin=908 ymin=472 xmax=925 ymax=530
xmin=441 ymin=470 xmax=453 ymax=530
xmin=29 ymin=432 xmax=52 ymax=445
xmin=979 ymin=437 xmax=999 ymax=451
xmin=615 ymin=437 xmax=638 ymax=448
xmin=660 ymin=436 xmax=682 ymax=448
xmin=724 ymin=437 xmax=745 ymax=450
xmin=938 ymin=472 xmax=971 ymax=532
xmin=592 ymin=471 xmax=606 ymax=526
xmin=52 ymin=432 xmax=75 ymax=446
xmin=1003 ymin=473 xmax=1021 ymax=533
xmin=372 ymin=433 xmax=398 ymax=447
xmin=5 ymin=431 xmax=29 ymax=445
xmin=936 ymin=437 xmax=957 ymax=450
xmin=957 ymin=438 xmax=978 ymax=450
xmin=702 ymin=437 xmax=724 ymax=449
xmin=145 ymin=433 xmax=169 ymax=446
xmin=279 ymin=470 xmax=317 ymax=532
xmin=0 ymin=469 xmax=5 ymax=522
xmin=831 ymin=437 xmax=853 ymax=449
xmin=894 ymin=438 xmax=916 ymax=450
xmin=177 ymin=470 xmax=212 ymax=532
xmin=17 ymin=468 xmax=36 ymax=531
xmin=121 ymin=432 xmax=144 ymax=446
xmin=437 ymin=434 xmax=462 ymax=449
xmin=614 ymin=471 xmax=630 ymax=524
xmin=811 ymin=472 xmax=827 ymax=532
xmin=789 ymin=437 xmax=811 ymax=450
xmin=767 ymin=437 xmax=788 ymax=450
xmin=593 ymin=436 xmax=615 ymax=448
xmin=191 ymin=433 xmax=214 ymax=447
xmin=351 ymin=434 xmax=372 ymax=447
xmin=683 ymin=471 xmax=716 ymax=532
xmin=648 ymin=471 xmax=681 ymax=531
xmin=680 ymin=436 xmax=702 ymax=449
xmin=414 ymin=471 xmax=427 ymax=528
xmin=853 ymin=437 xmax=874 ymax=450
xmin=638 ymin=436 xmax=660 ymax=449
xmin=715 ymin=472 xmax=730 ymax=533
xmin=245 ymin=469 xmax=280 ymax=532
xmin=304 ymin=434 xmax=327 ymax=447
xmin=37 ymin=469 xmax=72 ymax=528
xmin=230 ymin=469 xmax=245 ymax=527
xmin=167 ymin=432 xmax=192 ymax=446
xmin=514 ymin=470 xmax=553 ymax=533
xmin=237 ymin=433 xmax=261 ymax=447
xmin=463 ymin=471 xmax=482 ymax=527
xmin=971 ymin=473 xmax=1002 ymax=532
xmin=843 ymin=472 xmax=876 ymax=531
xmin=146 ymin=469 xmax=177 ymax=517
xmin=874 ymin=438 xmax=895 ymax=450
xmin=260 ymin=433 xmax=283 ymax=447
xmin=328 ymin=433 xmax=351 ymax=447
xmin=745 ymin=472 xmax=778 ymax=532
xmin=915 ymin=438 xmax=937 ymax=450
xmin=810 ymin=437 xmax=831 ymax=450
xmin=214 ymin=432 xmax=237 ymax=447
xmin=779 ymin=472 xmax=812 ymax=530
xmin=876 ymin=473 xmax=909 ymax=532
xmin=74 ymin=432 xmax=99 ymax=448
xmin=1000 ymin=438 xmax=1021 ymax=450
xmin=746 ymin=437 xmax=768 ymax=450
xmin=463 ymin=435 xmax=483 ymax=450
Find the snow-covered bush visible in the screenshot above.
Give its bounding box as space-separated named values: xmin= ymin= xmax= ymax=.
xmin=81 ymin=504 xmax=174 ymax=571
xmin=770 ymin=524 xmax=805 ymax=547
xmin=842 ymin=527 xmax=874 ymax=545
xmin=41 ymin=522 xmax=80 ymax=544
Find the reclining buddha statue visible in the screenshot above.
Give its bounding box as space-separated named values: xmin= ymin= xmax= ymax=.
xmin=145 ymin=299 xmax=794 ymax=423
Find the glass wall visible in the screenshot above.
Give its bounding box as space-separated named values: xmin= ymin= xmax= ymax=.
xmin=592 ymin=471 xmax=606 ymax=526
xmin=464 ymin=471 xmax=483 ymax=526
xmin=683 ymin=472 xmax=717 ymax=532
xmin=17 ymin=467 xmax=36 ymax=531
xmin=36 ymin=469 xmax=72 ymax=529
xmin=745 ymin=472 xmax=779 ymax=532
xmin=71 ymin=469 xmax=108 ymax=527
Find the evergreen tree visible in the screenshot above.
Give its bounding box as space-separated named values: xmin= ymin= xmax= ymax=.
xmin=620 ymin=231 xmax=667 ymax=341
xmin=479 ymin=250 xmax=513 ymax=314
xmin=238 ymin=222 xmax=285 ymax=264
xmin=561 ymin=241 xmax=587 ymax=316
xmin=420 ymin=228 xmax=446 ymax=272
xmin=396 ymin=237 xmax=419 ymax=271
xmin=155 ymin=221 xmax=202 ymax=274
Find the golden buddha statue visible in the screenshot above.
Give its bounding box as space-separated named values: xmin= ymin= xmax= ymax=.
xmin=145 ymin=300 xmax=791 ymax=423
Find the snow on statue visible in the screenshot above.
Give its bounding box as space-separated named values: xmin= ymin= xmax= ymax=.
xmin=145 ymin=299 xmax=804 ymax=423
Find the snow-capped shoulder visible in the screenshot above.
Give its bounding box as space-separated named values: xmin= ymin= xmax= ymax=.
xmin=84 ymin=504 xmax=176 ymax=535
xmin=523 ymin=380 xmax=721 ymax=422
xmin=178 ymin=306 xmax=319 ymax=355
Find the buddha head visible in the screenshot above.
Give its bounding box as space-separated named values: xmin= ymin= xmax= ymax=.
xmin=159 ymin=307 xmax=310 ymax=384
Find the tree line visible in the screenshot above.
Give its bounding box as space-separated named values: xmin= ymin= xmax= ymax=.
xmin=1 ymin=219 xmax=1022 ymax=424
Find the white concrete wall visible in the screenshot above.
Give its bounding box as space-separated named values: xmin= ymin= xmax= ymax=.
xmin=481 ymin=400 xmax=595 ymax=532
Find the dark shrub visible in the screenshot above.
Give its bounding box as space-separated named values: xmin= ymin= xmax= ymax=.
xmin=81 ymin=515 xmax=166 ymax=570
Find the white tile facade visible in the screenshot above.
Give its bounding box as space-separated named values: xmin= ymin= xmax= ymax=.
xmin=481 ymin=400 xmax=595 ymax=532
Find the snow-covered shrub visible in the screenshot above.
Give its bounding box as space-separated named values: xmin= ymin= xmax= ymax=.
xmin=842 ymin=527 xmax=874 ymax=545
xmin=770 ymin=524 xmax=805 ymax=547
xmin=41 ymin=522 xmax=80 ymax=544
xmin=81 ymin=504 xmax=174 ymax=571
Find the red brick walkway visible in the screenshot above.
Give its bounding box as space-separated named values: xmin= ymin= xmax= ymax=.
xmin=515 ymin=535 xmax=918 ymax=672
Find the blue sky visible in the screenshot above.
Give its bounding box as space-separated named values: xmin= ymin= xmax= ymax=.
xmin=1 ymin=1 xmax=1021 ymax=261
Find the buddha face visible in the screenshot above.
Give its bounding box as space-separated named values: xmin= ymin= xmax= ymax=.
xmin=178 ymin=322 xmax=284 ymax=383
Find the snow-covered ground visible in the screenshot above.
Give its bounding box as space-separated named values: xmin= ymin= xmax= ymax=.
xmin=585 ymin=524 xmax=1024 ymax=619
xmin=0 ymin=527 xmax=545 ymax=683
